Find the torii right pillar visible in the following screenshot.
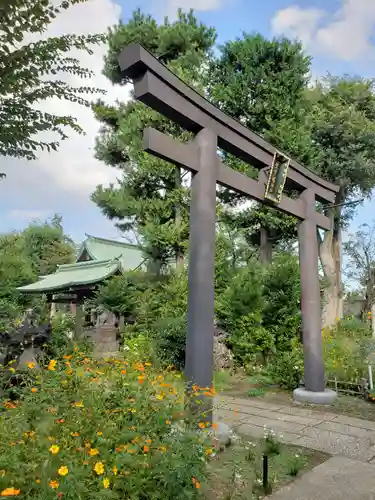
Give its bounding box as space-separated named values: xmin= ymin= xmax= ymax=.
xmin=294 ymin=189 xmax=337 ymax=404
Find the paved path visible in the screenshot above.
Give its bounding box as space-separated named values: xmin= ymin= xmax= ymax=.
xmin=215 ymin=395 xmax=375 ymax=499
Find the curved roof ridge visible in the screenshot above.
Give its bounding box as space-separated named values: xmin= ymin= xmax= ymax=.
xmin=58 ymin=257 xmax=120 ymax=271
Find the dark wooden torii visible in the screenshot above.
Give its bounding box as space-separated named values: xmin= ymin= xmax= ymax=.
xmin=118 ymin=43 xmax=339 ymax=408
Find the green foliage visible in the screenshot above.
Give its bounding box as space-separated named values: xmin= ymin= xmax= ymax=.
xmin=262 ymin=253 xmax=301 ymax=351
xmin=267 ymin=339 xmax=304 ymax=390
xmin=286 ymin=454 xmax=307 ymax=477
xmin=0 ymin=216 xmax=75 ymax=331
xmin=0 ymin=0 xmax=105 ymax=160
xmin=0 ymin=349 xmax=209 ymax=499
xmin=207 ymin=33 xmax=310 ymax=134
xmin=153 ymin=316 xmax=187 ymax=370
xmin=46 ymin=313 xmax=75 ymax=359
xmin=323 ymin=319 xmax=371 ymax=382
xmin=217 ymin=254 xmax=301 ymax=367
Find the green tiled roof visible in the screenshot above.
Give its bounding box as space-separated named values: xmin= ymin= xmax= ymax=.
xmin=17 ymin=259 xmax=121 ymax=293
xmin=17 ymin=235 xmax=146 ymax=294
xmin=77 ymin=235 xmax=145 ymax=271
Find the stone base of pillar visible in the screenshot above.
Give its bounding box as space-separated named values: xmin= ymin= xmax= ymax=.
xmin=293 ymin=387 xmax=337 ymax=405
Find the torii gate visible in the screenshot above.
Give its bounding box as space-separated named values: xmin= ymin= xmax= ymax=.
xmin=118 ymin=44 xmax=339 ymax=407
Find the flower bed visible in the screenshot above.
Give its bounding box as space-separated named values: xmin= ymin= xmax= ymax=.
xmin=0 ymin=346 xmax=210 ymax=499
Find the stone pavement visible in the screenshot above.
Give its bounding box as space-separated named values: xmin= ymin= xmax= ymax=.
xmin=215 ymin=395 xmax=375 ymax=499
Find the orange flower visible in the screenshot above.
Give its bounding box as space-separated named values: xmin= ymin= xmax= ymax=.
xmin=63 ymin=355 xmax=72 ymax=360
xmin=212 ymin=423 xmax=218 ymax=430
xmin=49 ymin=480 xmax=59 ymax=489
xmin=56 ymin=419 xmax=64 ymax=424
xmin=0 ymin=488 xmax=20 ymax=496
xmin=31 ymin=387 xmax=38 ymax=393
xmin=89 ymin=448 xmax=99 ymax=456
xmin=199 ymin=422 xmax=205 ymax=429
xmin=192 ymin=477 xmax=201 ymax=489
xmin=3 ymin=401 xmax=17 ymax=409
xmin=143 ymin=445 xmax=149 ymax=453
xmin=71 ymin=432 xmax=80 ymax=437
xmin=137 ymin=375 xmax=146 ymax=384
xmin=121 ymin=369 xmax=127 ymax=375
xmin=48 ymin=359 xmax=57 ymax=371
xmin=27 ymin=362 xmax=35 ymax=369
xmin=103 ymin=478 xmax=110 ymax=489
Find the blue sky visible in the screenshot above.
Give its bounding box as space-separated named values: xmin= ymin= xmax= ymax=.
xmin=2 ymin=0 xmax=375 ymax=244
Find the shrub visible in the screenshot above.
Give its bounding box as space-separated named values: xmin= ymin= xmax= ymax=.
xmin=262 ymin=253 xmax=301 ymax=351
xmin=46 ymin=313 xmax=75 ymax=358
xmin=229 ymin=313 xmax=275 ymax=366
xmin=323 ymin=320 xmax=370 ymax=382
xmin=267 ymin=339 xmax=304 ymax=390
xmin=0 ymin=347 xmax=210 ymax=499
xmin=153 ymin=316 xmax=187 ymax=370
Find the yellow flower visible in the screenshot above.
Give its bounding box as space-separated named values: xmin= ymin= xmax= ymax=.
xmin=48 ymin=360 xmax=57 ymax=371
xmin=155 ymin=394 xmax=164 ymax=400
xmin=71 ymin=432 xmax=80 ymax=437
xmin=0 ymin=488 xmax=20 ymax=496
xmin=103 ymin=478 xmax=110 ymax=489
xmin=57 ymin=466 xmax=69 ymax=477
xmin=97 ymin=431 xmax=103 ymax=436
xmin=35 ymin=479 xmax=40 ymax=484
xmin=94 ymin=461 xmax=105 ymax=475
xmin=27 ymin=362 xmax=35 ymax=369
xmin=89 ymin=448 xmax=99 ymax=456
xmin=205 ymin=448 xmax=214 ymax=455
xmin=165 ymin=420 xmax=171 ymax=425
xmin=72 ymin=401 xmax=84 ymax=408
xmin=49 ymin=445 xmax=60 ymax=455
xmin=112 ymin=466 xmax=118 ymax=475
xmin=49 ymin=480 xmax=59 ymax=489
xmin=31 ymin=387 xmax=38 ymax=393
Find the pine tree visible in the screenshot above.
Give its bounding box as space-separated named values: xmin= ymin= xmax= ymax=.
xmin=92 ymin=9 xmax=216 ymax=271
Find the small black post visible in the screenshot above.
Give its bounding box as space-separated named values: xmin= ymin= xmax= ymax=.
xmin=263 ymin=454 xmax=271 ymax=494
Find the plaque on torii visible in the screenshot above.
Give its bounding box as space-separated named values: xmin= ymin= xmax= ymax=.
xmin=118 ymin=44 xmax=339 ymax=411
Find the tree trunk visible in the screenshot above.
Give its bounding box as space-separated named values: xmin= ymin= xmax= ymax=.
xmin=175 ymin=166 xmax=184 ymax=271
xmin=319 ymin=212 xmax=343 ymax=329
xmin=260 ymin=227 xmax=272 ymax=265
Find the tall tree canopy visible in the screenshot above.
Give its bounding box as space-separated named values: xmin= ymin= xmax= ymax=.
xmin=0 ymin=215 xmax=75 ymax=329
xmin=0 ymin=0 xmax=105 ymax=162
xmin=206 ymin=33 xmax=310 ymax=261
xmin=92 ymin=9 xmax=216 ymax=270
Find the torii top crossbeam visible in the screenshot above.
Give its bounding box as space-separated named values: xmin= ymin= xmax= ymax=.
xmin=118 ymin=43 xmax=339 ymax=231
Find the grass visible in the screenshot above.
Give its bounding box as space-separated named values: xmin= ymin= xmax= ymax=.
xmin=205 ymin=437 xmax=328 ymax=499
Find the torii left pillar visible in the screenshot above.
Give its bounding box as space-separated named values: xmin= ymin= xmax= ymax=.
xmin=185 ymin=129 xmax=218 ymax=421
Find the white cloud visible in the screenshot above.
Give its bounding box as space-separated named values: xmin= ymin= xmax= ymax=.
xmin=271 ymin=0 xmax=375 ymax=62
xmin=2 ymin=0 xmax=129 ymax=232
